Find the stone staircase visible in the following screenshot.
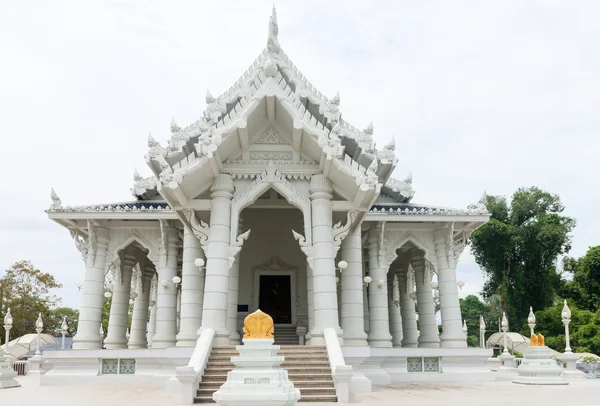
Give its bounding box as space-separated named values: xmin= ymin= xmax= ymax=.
xmin=194 ymin=345 xmax=337 ymax=403
xmin=273 ymin=326 xmax=300 ymax=345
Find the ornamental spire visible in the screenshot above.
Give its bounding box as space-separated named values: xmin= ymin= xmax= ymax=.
xmin=50 ymin=188 xmax=62 ymax=210
xmin=267 ymin=4 xmax=280 ymax=54
xmin=170 ymin=117 xmax=180 ymax=134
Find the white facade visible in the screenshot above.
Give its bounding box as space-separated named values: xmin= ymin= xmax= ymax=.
xmin=45 ymin=8 xmax=492 ymax=393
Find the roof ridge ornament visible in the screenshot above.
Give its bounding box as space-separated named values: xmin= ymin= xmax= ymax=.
xmin=266 ymin=5 xmax=281 ymax=54
xmin=170 ymin=118 xmax=181 ymax=134
xmin=50 ymin=188 xmax=62 ymax=210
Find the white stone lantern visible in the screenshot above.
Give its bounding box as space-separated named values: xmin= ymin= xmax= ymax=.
xmin=479 ymin=315 xmax=486 ymax=349
xmin=3 ymin=308 xmax=13 ymax=351
xmin=60 ymin=316 xmax=68 ymax=350
xmin=527 ymin=306 xmax=536 ymax=336
xmin=34 ymin=313 xmax=44 ymax=356
xmin=99 ymin=323 xmax=105 ymax=339
xmin=561 ymin=300 xmax=572 ymax=353
xmin=462 ymin=319 xmax=468 ymax=335
xmin=501 ymin=312 xmax=509 ymax=354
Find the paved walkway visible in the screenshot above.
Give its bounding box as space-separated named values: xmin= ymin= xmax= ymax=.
xmin=2 ymin=375 xmax=600 ymax=405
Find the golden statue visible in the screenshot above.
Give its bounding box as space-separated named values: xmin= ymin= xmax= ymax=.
xmin=243 ymin=309 xmax=275 ymax=339
xmin=530 ymin=333 xmax=538 ymax=346
xmin=537 ymin=333 xmax=545 ymax=346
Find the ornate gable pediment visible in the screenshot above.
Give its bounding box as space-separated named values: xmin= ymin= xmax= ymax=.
xmin=252 ymin=127 xmax=287 ymax=145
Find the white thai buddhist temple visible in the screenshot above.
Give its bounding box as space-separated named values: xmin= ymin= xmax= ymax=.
xmin=44 ymin=8 xmax=492 ymax=403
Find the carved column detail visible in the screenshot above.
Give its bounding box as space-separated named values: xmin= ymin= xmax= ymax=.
xmin=388 ymin=274 xmax=403 ymax=347
xmin=73 ymin=226 xmax=110 ymax=350
xmin=434 ymin=228 xmax=467 ymax=348
xmin=200 ymin=174 xmax=235 ymax=346
xmin=105 ymin=248 xmax=137 ymax=349
xmin=176 ymin=225 xmax=205 ymax=347
xmin=366 ymin=227 xmax=392 ymax=348
xmin=398 ymin=267 xmax=418 ymax=348
xmin=411 ymin=251 xmax=440 ymax=348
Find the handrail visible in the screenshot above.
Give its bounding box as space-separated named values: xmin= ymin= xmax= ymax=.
xmin=323 ymin=328 xmax=352 ymax=403
xmin=176 ymin=328 xmax=215 ymax=404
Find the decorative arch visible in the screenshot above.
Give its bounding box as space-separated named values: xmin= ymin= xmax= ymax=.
xmin=385 ymin=231 xmax=436 ymax=273
xmin=109 ymin=229 xmax=159 ymax=267
xmin=230 ymin=161 xmax=312 ymax=245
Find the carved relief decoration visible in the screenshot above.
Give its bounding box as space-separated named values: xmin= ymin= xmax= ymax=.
xmin=385 ymin=229 xmax=437 ymax=274
xmin=332 ymin=211 xmax=357 ymax=257
xmin=253 ymin=127 xmax=287 ymax=145
xmin=243 ymin=310 xmax=274 ymax=339
xmin=231 ymin=160 xmax=312 ymax=245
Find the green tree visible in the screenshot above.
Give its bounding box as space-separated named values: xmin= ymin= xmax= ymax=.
xmin=470 ymin=187 xmax=575 ymax=330
xmin=48 ymin=307 xmax=79 ymax=336
xmin=561 ymin=246 xmax=600 ymax=311
xmin=0 ymin=261 xmax=62 ymax=338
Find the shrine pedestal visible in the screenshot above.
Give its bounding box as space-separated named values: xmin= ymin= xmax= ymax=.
xmin=513 ymin=346 xmax=568 ymax=385
xmin=0 ymin=348 xmax=19 ymax=389
xmin=212 ymin=338 xmax=300 ymax=406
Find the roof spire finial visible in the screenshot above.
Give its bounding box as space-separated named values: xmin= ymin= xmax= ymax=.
xmin=50 ymin=188 xmax=62 ymax=210
xmin=170 ymin=117 xmax=180 ymax=134
xmin=267 ymin=4 xmax=280 ymax=54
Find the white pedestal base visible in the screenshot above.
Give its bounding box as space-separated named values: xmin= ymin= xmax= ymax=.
xmin=557 ymin=352 xmax=586 ymax=379
xmin=513 ymin=347 xmax=568 ymax=385
xmin=213 ymin=338 xmax=300 ymax=406
xmin=0 ymin=349 xmax=20 ymax=389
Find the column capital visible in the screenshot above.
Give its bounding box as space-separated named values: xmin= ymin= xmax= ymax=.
xmin=309 ymin=174 xmax=332 ymax=199
xmin=210 ymin=173 xmax=234 ymax=198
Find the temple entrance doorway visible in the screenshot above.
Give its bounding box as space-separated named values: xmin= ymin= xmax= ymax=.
xmin=258 ymin=274 xmax=292 ymax=324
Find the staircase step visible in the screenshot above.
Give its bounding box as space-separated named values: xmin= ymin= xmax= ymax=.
xmin=206 ymin=361 xmax=330 ymax=367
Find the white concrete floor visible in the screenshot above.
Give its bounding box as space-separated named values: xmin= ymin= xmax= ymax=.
xmin=2 ymin=376 xmax=600 ymax=405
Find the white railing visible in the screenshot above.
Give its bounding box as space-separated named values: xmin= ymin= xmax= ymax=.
xmin=13 ymin=360 xmax=28 ymax=375
xmin=176 ymin=328 xmax=215 ymax=405
xmin=323 ymin=328 xmax=353 ymax=403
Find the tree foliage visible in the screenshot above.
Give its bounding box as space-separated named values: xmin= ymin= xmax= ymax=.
xmin=459 ymin=294 xmax=503 ymax=347
xmin=560 ymin=246 xmax=600 ymax=312
xmin=0 ymin=261 xmax=62 ymax=339
xmin=470 ymin=187 xmax=575 ymax=330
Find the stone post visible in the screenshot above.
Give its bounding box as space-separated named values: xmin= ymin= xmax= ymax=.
xmin=227 ymin=255 xmax=241 ymax=344
xmin=388 ymin=274 xmax=403 ymax=347
xmin=308 ymin=174 xmax=342 ymax=344
xmin=398 ymin=270 xmax=418 ymax=348
xmin=73 ymin=226 xmax=110 ymax=350
xmin=152 ymin=225 xmax=180 ymax=348
xmin=366 ymin=228 xmax=392 ymax=348
xmin=363 ymin=284 xmax=369 ymax=334
xmin=340 ymin=227 xmax=368 ymax=346
xmin=129 ymin=268 xmax=153 ymax=349
xmin=105 ymin=249 xmax=136 ymax=349
xmin=200 ymin=174 xmax=234 ymax=346
xmin=305 ymin=261 xmax=314 ymax=343
xmin=434 ymin=229 xmax=467 ymax=348
xmin=412 ymin=252 xmax=440 ymax=348
xmin=176 ymin=226 xmax=205 ymax=347
xmin=147 ymin=300 xmax=157 ymax=348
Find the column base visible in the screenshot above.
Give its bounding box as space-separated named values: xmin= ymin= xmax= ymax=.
xmin=151 ymin=335 xmax=177 ymax=349
xmin=229 ymin=331 xmax=241 ymax=345
xmin=343 ymin=331 xmax=369 ymax=347
xmin=104 ymin=338 xmax=128 ymax=350
xmin=367 ymin=333 xmax=393 ymax=348
xmin=127 ymin=341 xmax=148 ymax=349
xmin=72 ymin=334 xmax=102 ymax=350
xmin=417 ymin=338 xmax=441 ymax=348
xmin=440 ymin=335 xmax=468 ymax=348
xmin=176 ymin=331 xmax=199 ymax=347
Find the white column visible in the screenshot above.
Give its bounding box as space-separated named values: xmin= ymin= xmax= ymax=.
xmin=340 ymin=227 xmax=368 ymax=346
xmin=151 ymin=226 xmax=180 ymax=349
xmin=366 ymin=229 xmax=392 ymax=348
xmin=129 ymin=269 xmax=152 ymax=349
xmin=434 ymin=229 xmax=467 ymax=348
xmin=176 ymin=226 xmax=205 ymax=346
xmin=305 ymin=261 xmax=314 ymax=343
xmin=200 ymin=174 xmax=234 ymax=346
xmin=227 ymin=255 xmax=240 ymax=344
xmin=363 ymin=285 xmax=370 ymax=334
xmin=147 ymin=300 xmax=157 ymax=348
xmin=308 ymin=175 xmax=342 ymax=344
xmin=398 ymin=271 xmax=418 ymax=348
xmin=388 ymin=274 xmax=403 ymax=347
xmin=412 ymin=253 xmax=440 ymax=348
xmin=105 ymin=249 xmax=135 ymax=349
xmin=73 ymin=227 xmax=109 ymax=350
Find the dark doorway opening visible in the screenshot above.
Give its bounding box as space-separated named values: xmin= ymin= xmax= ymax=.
xmin=258 ymin=275 xmax=292 ymax=324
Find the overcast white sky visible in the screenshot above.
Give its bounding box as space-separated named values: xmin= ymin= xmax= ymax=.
xmin=1 ymin=1 xmax=598 ymax=310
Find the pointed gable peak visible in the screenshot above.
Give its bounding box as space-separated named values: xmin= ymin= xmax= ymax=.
xmin=267 ymin=5 xmax=281 ymax=54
